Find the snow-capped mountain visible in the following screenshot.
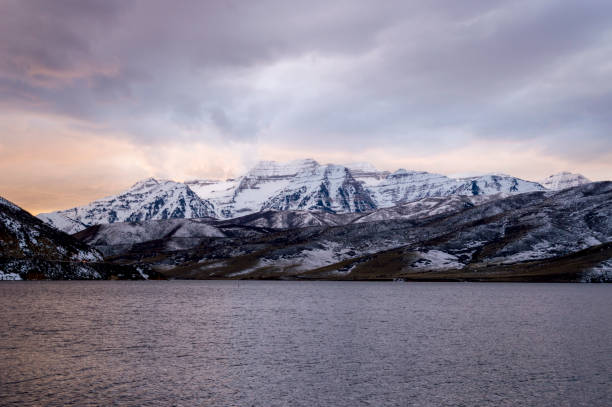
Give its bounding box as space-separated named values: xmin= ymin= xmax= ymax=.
xmin=187 ymin=159 xmax=321 ymax=218
xmin=188 ymin=159 xmax=545 ymax=218
xmin=38 ymin=178 xmax=215 ymax=234
xmin=260 ymin=164 xmax=377 ymax=213
xmin=540 ymin=172 xmax=591 ymax=190
xmin=187 ymin=159 xmax=378 ymax=218
xmin=186 ymin=158 xmax=375 ymax=218
xmin=37 ymin=159 xmax=553 ymax=234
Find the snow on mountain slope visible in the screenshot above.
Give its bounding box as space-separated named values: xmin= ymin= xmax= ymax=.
xmin=1 ymin=196 xmax=106 ymax=279
xmin=261 ymin=164 xmax=377 ymax=213
xmin=186 ymin=159 xmax=320 ymax=218
xmin=37 ymin=212 xmax=89 ymax=235
xmin=540 ymin=172 xmax=591 ymax=190
xmin=353 ymin=194 xmax=503 ymax=223
xmin=363 ymin=170 xmax=544 ymax=208
xmin=343 ymin=162 xmax=390 ymax=185
xmin=2 ymin=197 xmax=165 ymax=280
xmin=187 ymin=159 xmax=378 ymax=217
xmin=365 ymin=169 xmax=460 ymax=207
xmin=1 ymin=196 xmax=100 ymax=262
xmin=73 ymin=216 xmax=276 ymax=257
xmin=218 ymin=210 xmax=363 ymax=229
xmin=0 ymin=197 xmax=20 ymax=211
xmin=176 ymin=160 xmax=547 ymax=219
xmin=184 ymin=178 xmax=239 ymax=218
xmin=38 ymin=178 xmax=215 ymax=234
xmin=454 ymin=174 xmax=545 ymax=196
xmin=76 ymin=218 xmax=226 ymax=247
xmin=217 ymin=193 xmax=508 ymax=229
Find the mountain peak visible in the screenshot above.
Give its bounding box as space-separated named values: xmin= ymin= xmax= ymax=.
xmin=130 ymin=177 xmax=160 ymax=189
xmin=247 ymin=159 xmax=319 ymax=178
xmin=38 ymin=177 xmax=215 ymax=233
xmin=252 ymin=158 xmax=319 ymax=168
xmin=540 ymin=172 xmax=591 ymax=190
xmin=344 ymin=162 xmax=378 ymax=172
xmin=390 ymin=168 xmax=422 ymax=177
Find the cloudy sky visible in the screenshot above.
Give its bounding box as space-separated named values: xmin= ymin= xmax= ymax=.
xmin=1 ymin=0 xmax=611 ymax=213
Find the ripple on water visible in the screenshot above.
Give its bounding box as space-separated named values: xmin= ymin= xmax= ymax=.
xmin=0 ymin=281 xmax=611 ymax=406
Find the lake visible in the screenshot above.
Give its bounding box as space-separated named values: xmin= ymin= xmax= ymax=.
xmin=1 ymin=281 xmax=611 ymax=406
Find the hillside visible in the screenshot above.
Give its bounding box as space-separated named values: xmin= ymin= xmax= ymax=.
xmin=0 ymin=197 xmax=158 ymax=280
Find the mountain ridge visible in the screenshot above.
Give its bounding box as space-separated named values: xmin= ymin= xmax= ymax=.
xmin=38 ymin=178 xmax=215 ymax=234
xmin=36 ymin=159 xmax=594 ymax=234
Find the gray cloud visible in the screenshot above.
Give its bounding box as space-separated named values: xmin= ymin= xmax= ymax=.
xmin=1 ymin=0 xmax=611 ymax=160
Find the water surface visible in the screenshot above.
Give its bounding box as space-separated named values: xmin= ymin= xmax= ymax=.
xmin=1 ymin=281 xmax=611 ymax=406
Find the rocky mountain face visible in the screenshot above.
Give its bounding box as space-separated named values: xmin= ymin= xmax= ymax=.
xmin=39 ymin=159 xmax=553 ymax=233
xmin=260 ymin=164 xmax=377 ymax=213
xmin=363 ymin=171 xmax=544 ymax=206
xmin=540 ymin=172 xmax=591 ymax=190
xmin=0 ymin=197 xmax=162 ymax=280
xmin=38 ymin=178 xmax=215 ymax=234
xmin=189 ymin=160 xmax=545 ymax=217
xmin=186 ymin=159 xmax=377 ymax=218
xmin=1 ymin=196 xmax=101 ymax=279
xmin=75 ymin=183 xmax=612 ymax=282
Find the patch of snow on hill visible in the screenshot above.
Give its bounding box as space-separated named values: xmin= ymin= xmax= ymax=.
xmin=411 ymin=250 xmax=464 ymax=270
xmin=581 ymin=260 xmax=612 ymax=282
xmin=0 ymin=270 xmax=22 ymax=280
